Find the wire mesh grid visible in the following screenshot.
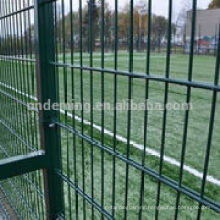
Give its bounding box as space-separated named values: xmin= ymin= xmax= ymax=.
xmin=0 ymin=0 xmax=220 ymax=219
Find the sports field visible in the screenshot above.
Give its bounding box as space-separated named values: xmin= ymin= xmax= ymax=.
xmin=57 ymin=52 xmax=220 ymax=179
xmin=0 ymin=52 xmax=219 ymax=219
xmin=56 ymin=52 xmax=220 ymax=219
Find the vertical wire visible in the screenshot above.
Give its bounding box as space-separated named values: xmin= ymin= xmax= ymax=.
xmin=22 ymin=0 xmax=28 ymax=155
xmin=124 ymin=0 xmax=133 ymax=219
xmin=37 ymin=0 xmax=45 ymax=215
xmin=18 ymin=0 xmax=25 ymax=156
xmin=67 ymin=0 xmax=72 ymax=217
xmin=24 ymin=0 xmax=32 ymax=214
xmin=11 ymin=0 xmax=15 ymax=153
xmin=28 ymin=0 xmax=37 ymax=212
xmin=12 ymin=0 xmax=19 ymax=156
xmin=197 ymin=25 xmax=220 ymax=220
xmin=61 ymin=0 xmax=71 ymax=218
xmin=26 ymin=1 xmax=41 ymax=215
xmin=5 ymin=0 xmax=9 ymax=127
xmin=112 ymin=0 xmax=118 ymax=217
xmin=22 ymin=0 xmax=29 ymax=156
xmin=61 ymin=0 xmax=69 ymax=218
xmin=11 ymin=0 xmax=16 ymax=154
xmin=174 ymin=1 xmax=197 ymax=219
xmin=69 ymin=0 xmax=79 ymax=219
xmin=100 ymin=0 xmax=105 ymax=219
xmin=155 ymin=0 xmax=172 ymax=219
xmin=14 ymin=0 xmax=20 ymax=163
xmin=17 ymin=0 xmax=25 ymax=217
xmin=88 ymin=0 xmax=94 ymax=218
xmin=79 ymin=0 xmax=86 ymax=219
xmin=5 ymin=0 xmax=11 ymax=161
xmin=138 ymin=1 xmax=152 ymax=219
xmin=0 ymin=0 xmax=5 ymax=136
xmin=24 ymin=12 xmax=33 ymax=217
xmin=3 ymin=0 xmax=9 ymax=133
xmin=7 ymin=0 xmax=14 ymax=156
xmin=24 ymin=0 xmax=31 ymax=154
xmin=5 ymin=0 xmax=9 ymax=151
xmin=21 ymin=1 xmax=28 ymax=214
xmin=32 ymin=0 xmax=45 ymax=216
xmin=2 ymin=0 xmax=6 ymax=137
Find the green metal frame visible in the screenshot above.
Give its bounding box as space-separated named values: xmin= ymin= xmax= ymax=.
xmin=0 ymin=0 xmax=64 ymax=219
xmin=0 ymin=150 xmax=46 ymax=180
xmin=34 ymin=0 xmax=64 ymax=218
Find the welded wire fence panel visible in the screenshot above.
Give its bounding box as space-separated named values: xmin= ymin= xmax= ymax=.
xmin=53 ymin=0 xmax=220 ymax=219
xmin=0 ymin=0 xmax=46 ymax=219
xmin=0 ymin=0 xmax=220 ymax=220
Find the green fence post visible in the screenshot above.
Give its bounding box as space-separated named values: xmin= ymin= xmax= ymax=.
xmin=34 ymin=0 xmax=64 ymax=219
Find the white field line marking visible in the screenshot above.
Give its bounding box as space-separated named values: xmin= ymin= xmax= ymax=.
xmin=0 ymin=81 xmax=220 ymax=186
xmin=66 ymin=56 xmax=168 ymax=63
xmin=1 ymin=54 xmax=169 ymax=65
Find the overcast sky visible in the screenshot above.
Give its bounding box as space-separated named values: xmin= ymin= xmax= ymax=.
xmin=64 ymin=0 xmax=212 ymax=20
xmin=117 ymin=0 xmax=211 ymax=16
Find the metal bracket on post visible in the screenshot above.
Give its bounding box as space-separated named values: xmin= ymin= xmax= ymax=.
xmin=34 ymin=0 xmax=64 ymax=219
xmin=0 ymin=150 xmax=47 ymax=181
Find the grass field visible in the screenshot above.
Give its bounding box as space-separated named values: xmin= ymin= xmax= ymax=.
xmin=56 ymin=52 xmax=220 ymax=179
xmin=0 ymin=51 xmax=220 ymax=219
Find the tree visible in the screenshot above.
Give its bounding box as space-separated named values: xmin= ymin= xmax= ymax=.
xmin=82 ymin=1 xmax=113 ymax=52
xmin=82 ymin=0 xmax=99 ymax=52
xmin=208 ymin=0 xmax=220 ymax=9
xmin=118 ymin=3 xmax=130 ymax=46
xmin=118 ymin=3 xmax=148 ymax=50
xmin=135 ymin=0 xmax=148 ymax=50
xmin=152 ymin=15 xmax=167 ymax=52
xmin=103 ymin=3 xmax=113 ymax=50
xmin=24 ymin=25 xmax=35 ymax=54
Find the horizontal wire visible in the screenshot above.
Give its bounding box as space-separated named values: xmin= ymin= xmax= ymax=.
xmin=0 ymin=5 xmax=34 ymax=20
xmin=0 ymin=87 xmax=37 ymax=111
xmin=56 ymin=171 xmax=115 ymax=220
xmin=0 ymin=55 xmax=36 ymax=62
xmin=1 ymin=81 xmax=220 ymax=186
xmin=0 ymin=119 xmax=37 ymax=152
xmin=56 ymin=121 xmax=220 ymax=213
xmin=51 ymin=62 xmax=220 ymax=92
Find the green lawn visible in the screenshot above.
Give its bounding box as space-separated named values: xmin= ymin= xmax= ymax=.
xmin=60 ymin=113 xmax=220 ymax=219
xmin=56 ymin=52 xmax=220 ymax=219
xmin=57 ymin=52 xmax=220 ymax=181
xmin=0 ymin=52 xmax=219 ymax=219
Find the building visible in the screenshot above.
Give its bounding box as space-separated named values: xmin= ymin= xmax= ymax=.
xmin=186 ymin=8 xmax=220 ymax=53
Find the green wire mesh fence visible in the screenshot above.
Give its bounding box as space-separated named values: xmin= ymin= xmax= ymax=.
xmin=0 ymin=0 xmax=46 ymax=219
xmin=0 ymin=0 xmax=220 ymax=219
